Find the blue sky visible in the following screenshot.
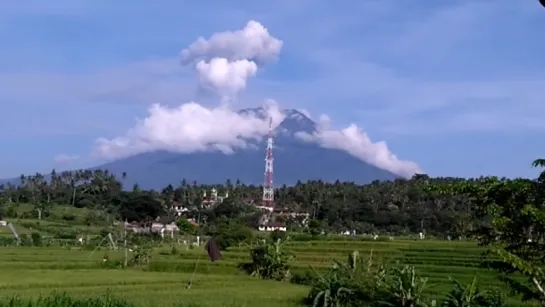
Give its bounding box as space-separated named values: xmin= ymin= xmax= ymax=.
xmin=1 ymin=0 xmax=544 ymax=179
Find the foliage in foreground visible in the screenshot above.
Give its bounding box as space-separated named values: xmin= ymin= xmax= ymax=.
xmin=1 ymin=293 xmax=133 ymax=307
xmin=239 ymin=237 xmax=293 ymax=281
xmin=303 ymin=251 xmax=505 ymax=307
xmin=443 ymin=276 xmax=505 ymax=307
xmin=430 ymin=159 xmax=545 ymax=304
xmin=1 ymin=293 xmax=235 ymax=307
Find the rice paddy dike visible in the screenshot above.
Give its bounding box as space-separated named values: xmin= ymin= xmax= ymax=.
xmin=0 ymin=239 xmax=531 ymax=306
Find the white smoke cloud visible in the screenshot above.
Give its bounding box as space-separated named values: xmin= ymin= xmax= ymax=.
xmin=296 ymin=122 xmax=421 ymax=178
xmin=80 ymin=20 xmax=422 ymax=178
xmin=195 ymin=58 xmax=257 ymax=97
xmin=94 ymin=102 xmax=285 ymax=160
xmin=181 ymin=20 xmax=282 ymax=98
xmin=181 ymin=20 xmax=283 ymax=64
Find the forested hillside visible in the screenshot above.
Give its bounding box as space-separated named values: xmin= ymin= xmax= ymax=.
xmin=0 ymin=167 xmax=541 ymax=237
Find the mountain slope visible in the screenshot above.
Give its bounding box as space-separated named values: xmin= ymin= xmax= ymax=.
xmin=99 ymin=142 xmax=396 ymax=190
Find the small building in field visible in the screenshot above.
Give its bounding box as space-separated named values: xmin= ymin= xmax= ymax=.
xmin=201 ymin=188 xmax=229 ymax=208
xmin=258 ymin=221 xmax=287 ymax=232
xmin=172 ymin=202 xmax=189 ymax=217
xmin=171 ymin=188 xmax=229 ymax=216
xmin=124 ymin=221 xmax=179 ymax=236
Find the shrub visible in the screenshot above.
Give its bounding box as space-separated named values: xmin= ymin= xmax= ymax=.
xmin=84 ymin=211 xmax=105 ymax=226
xmin=239 ymin=238 xmax=292 ymax=281
xmin=19 ymin=210 xmax=39 ymax=219
xmin=443 ymin=277 xmax=505 ymax=307
xmin=176 ymin=218 xmax=196 ymax=235
xmin=270 ymin=230 xmax=287 ymax=242
xmin=1 ymin=292 xmax=134 ymax=307
xmin=62 ymin=214 xmax=76 ymax=221
xmin=290 ymin=270 xmax=315 ymax=285
xmin=55 ymin=231 xmax=78 ymax=240
xmin=31 ymin=232 xmax=42 ymax=246
xmin=3 ymin=205 xmax=17 ymax=218
xmin=307 ymin=251 xmax=432 ymax=307
xmin=382 ymin=265 xmax=430 ymax=307
xmin=99 ymin=229 xmax=111 ymax=238
xmin=290 ymin=233 xmax=315 ymax=242
xmin=214 ymin=223 xmax=254 ymax=250
xmin=0 ymin=237 xmax=17 ymax=246
xmin=307 ymin=251 xmax=389 ymax=307
xmin=19 ymin=234 xmax=32 ymax=246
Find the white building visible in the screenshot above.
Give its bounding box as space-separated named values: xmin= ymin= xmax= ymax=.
xmin=171 ymin=188 xmax=229 ymax=216
xmin=125 ymin=221 xmax=179 ymax=237
xmin=172 ymin=203 xmax=189 ymax=217
xmin=258 ymin=222 xmax=287 ymax=232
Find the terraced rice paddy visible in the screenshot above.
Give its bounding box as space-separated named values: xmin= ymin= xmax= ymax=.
xmin=0 ymin=240 xmax=526 ymax=306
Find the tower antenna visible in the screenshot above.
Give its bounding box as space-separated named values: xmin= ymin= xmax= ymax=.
xmin=261 ymin=117 xmax=275 ymax=212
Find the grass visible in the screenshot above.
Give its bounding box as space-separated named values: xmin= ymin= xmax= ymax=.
xmin=0 ymin=205 xmax=530 ymax=305
xmin=0 ymin=247 xmax=306 ymax=307
xmin=0 ymin=270 xmax=306 ymax=306
xmin=0 ymin=204 xmax=529 ymax=306
xmin=9 ymin=203 xmax=100 ymax=217
xmin=0 ymin=238 xmax=531 ymax=306
xmin=0 ymin=204 xmax=120 ymax=240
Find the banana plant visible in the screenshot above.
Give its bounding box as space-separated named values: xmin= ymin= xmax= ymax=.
xmin=443 ymin=277 xmax=505 ymax=307
xmin=385 ymin=265 xmax=430 ymax=307
xmin=309 ymin=249 xmax=389 ymax=307
xmin=248 ymin=238 xmax=292 ymax=281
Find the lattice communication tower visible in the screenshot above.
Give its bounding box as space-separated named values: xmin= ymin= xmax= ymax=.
xmin=261 ymin=117 xmax=275 ymax=210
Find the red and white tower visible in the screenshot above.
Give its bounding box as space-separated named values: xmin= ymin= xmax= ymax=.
xmin=261 ymin=117 xmax=275 ymax=211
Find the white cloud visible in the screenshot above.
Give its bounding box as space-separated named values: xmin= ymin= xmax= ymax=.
xmin=296 ymin=122 xmax=422 ymax=178
xmin=181 ymin=20 xmax=283 ymax=64
xmin=317 ymin=114 xmax=332 ymax=128
xmin=94 ymin=102 xmax=285 ymax=160
xmin=54 ymin=154 xmax=80 ymax=164
xmin=195 ymin=58 xmax=257 ymax=97
xmin=181 ymin=20 xmax=282 ymax=99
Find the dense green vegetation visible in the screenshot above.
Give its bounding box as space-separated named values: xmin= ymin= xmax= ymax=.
xmin=0 ymin=159 xmax=545 ymax=306
xmin=0 ymin=168 xmax=535 ymax=236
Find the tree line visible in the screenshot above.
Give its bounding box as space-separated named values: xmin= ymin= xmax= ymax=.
xmin=0 ymin=164 xmax=541 ymax=236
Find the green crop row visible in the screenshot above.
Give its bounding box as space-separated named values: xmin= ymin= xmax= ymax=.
xmin=0 ymin=240 xmax=524 ymax=306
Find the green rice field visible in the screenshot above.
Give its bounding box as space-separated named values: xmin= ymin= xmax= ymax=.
xmin=0 ymin=240 xmax=528 ymax=306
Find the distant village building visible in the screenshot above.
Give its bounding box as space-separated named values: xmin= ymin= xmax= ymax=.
xmin=172 ymin=202 xmax=189 ymax=217
xmin=255 ymin=204 xmax=275 ymax=212
xmin=171 ymin=188 xmax=229 ymax=217
xmin=124 ymin=221 xmax=179 ymax=237
xmin=257 ymin=212 xmax=287 ymax=232
xmin=201 ymin=188 xmax=229 ymax=208
xmin=256 ymin=206 xmax=310 ymax=232
xmin=273 ymin=208 xmax=310 ymax=225
xmin=258 ymin=221 xmax=287 ymax=232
